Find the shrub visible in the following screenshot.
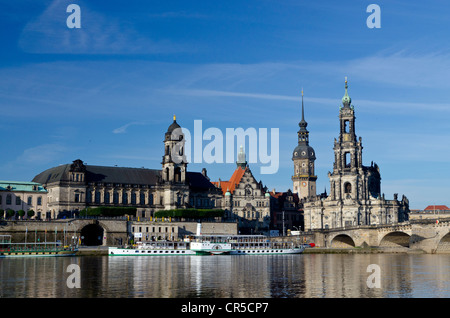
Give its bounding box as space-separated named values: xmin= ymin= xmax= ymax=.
xmin=154 ymin=208 xmax=224 ymax=219
xmin=80 ymin=207 xmax=137 ymax=217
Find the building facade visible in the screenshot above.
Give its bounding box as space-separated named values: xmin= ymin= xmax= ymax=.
xmin=212 ymin=146 xmax=271 ymax=234
xmin=0 ymin=181 xmax=48 ymax=219
xmin=32 ymin=117 xmax=222 ymax=219
xmin=302 ymin=79 xmax=410 ymax=230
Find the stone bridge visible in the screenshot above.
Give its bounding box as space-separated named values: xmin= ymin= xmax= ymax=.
xmin=310 ymin=218 xmax=450 ymax=253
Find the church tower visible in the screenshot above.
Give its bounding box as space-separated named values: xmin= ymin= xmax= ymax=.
xmin=162 ymin=115 xmax=187 ymax=184
xmin=292 ymin=89 xmax=317 ymax=200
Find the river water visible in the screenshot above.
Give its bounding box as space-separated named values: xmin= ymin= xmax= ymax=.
xmin=1 ymin=254 xmax=450 ymax=298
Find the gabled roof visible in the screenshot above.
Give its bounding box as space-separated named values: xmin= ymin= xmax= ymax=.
xmin=212 ymin=166 xmax=246 ymax=195
xmin=424 ymin=205 xmax=450 ymax=211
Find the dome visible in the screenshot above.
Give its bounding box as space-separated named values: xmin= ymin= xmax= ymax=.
xmin=342 ymin=77 xmax=352 ymax=106
xmin=166 ymin=115 xmax=181 ymax=134
xmin=292 ymin=145 xmax=316 ymax=160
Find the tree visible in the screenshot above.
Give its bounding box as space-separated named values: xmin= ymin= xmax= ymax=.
xmin=6 ymin=209 xmax=15 ymax=219
xmin=27 ymin=209 xmax=35 ymax=219
xmin=17 ymin=210 xmax=25 ymax=219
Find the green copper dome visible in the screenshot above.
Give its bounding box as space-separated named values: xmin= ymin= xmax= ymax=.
xmin=342 ymin=77 xmax=351 ymax=107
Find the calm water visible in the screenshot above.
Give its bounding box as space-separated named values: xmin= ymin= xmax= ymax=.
xmin=1 ymin=254 xmax=450 ymax=298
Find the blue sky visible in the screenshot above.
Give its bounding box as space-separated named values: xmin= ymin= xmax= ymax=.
xmin=1 ymin=0 xmax=450 ymax=209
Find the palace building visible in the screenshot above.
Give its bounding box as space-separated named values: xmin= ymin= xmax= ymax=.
xmin=32 ymin=116 xmax=222 ymax=219
xmin=298 ymin=79 xmax=410 ymax=230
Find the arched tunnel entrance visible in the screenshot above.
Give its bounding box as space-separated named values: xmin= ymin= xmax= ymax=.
xmin=80 ymin=223 xmax=104 ymax=246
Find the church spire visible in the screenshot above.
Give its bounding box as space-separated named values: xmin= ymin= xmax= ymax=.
xmin=299 ymin=88 xmax=307 ymax=130
xmin=298 ymin=88 xmax=309 ymax=145
xmin=342 ymin=77 xmax=352 ymax=107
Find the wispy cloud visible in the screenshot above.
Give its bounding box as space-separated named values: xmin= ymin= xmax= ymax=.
xmin=17 ymin=143 xmax=70 ymax=165
xmin=166 ymin=88 xmax=450 ymax=113
xmin=112 ymin=122 xmax=147 ymax=134
xmin=18 ymin=0 xmax=194 ymax=55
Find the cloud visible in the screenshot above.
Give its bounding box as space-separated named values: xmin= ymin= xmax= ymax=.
xmin=18 ymin=0 xmax=193 ymax=55
xmin=112 ymin=122 xmax=147 ymax=134
xmin=17 ymin=143 xmax=69 ymax=165
xmin=166 ymin=88 xmax=450 ymax=113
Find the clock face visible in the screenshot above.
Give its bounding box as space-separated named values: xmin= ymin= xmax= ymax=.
xmin=302 ymin=182 xmax=307 ymax=187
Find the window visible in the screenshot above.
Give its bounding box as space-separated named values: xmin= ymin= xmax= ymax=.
xmin=95 ymin=191 xmax=101 ymax=204
xmin=140 ymin=193 xmax=145 ymax=205
xmin=37 ymin=196 xmax=42 ymax=206
xmin=122 ymin=192 xmax=128 ymax=205
xmin=104 ymin=192 xmax=110 ymax=204
xmin=86 ymin=191 xmax=92 ymax=203
xmin=149 ymin=194 xmax=154 ymax=205
xmin=27 ymin=196 xmax=32 ymax=205
xmin=345 ymin=152 xmax=351 ymax=168
xmin=131 ymin=192 xmax=136 ymax=205
xmin=344 ymin=183 xmax=352 ymax=194
xmin=113 ymin=192 xmax=119 ymax=204
xmin=16 ymin=196 xmax=21 ymax=205
xmin=6 ymin=194 xmax=11 ymax=205
xmin=344 ymin=120 xmax=349 ymax=133
xmin=75 ymin=193 xmax=80 ymax=203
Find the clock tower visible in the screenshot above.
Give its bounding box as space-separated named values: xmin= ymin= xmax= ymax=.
xmin=292 ymin=90 xmax=317 ymax=200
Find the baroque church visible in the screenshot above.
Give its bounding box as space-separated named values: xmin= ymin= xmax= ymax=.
xmin=293 ymin=79 xmax=410 ymax=230
xmin=32 ymin=116 xmax=271 ymax=233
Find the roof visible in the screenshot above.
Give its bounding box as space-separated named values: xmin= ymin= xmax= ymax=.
xmin=186 ymin=172 xmax=217 ymax=190
xmin=85 ymin=165 xmax=161 ymax=185
xmin=212 ymin=166 xmax=246 ymax=195
xmin=32 ymin=162 xmax=217 ymax=190
xmin=424 ymin=205 xmax=450 ymax=211
xmin=32 ymin=164 xmax=161 ymax=186
xmin=0 ymin=181 xmax=47 ymax=193
xmin=269 ymin=190 xmax=299 ymax=202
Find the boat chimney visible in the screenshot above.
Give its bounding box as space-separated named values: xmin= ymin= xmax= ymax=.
xmin=196 ymin=223 xmax=202 ymax=236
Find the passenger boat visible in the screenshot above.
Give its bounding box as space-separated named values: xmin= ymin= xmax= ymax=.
xmin=195 ymin=235 xmax=305 ymax=255
xmin=108 ymin=241 xmax=196 ymax=256
xmin=108 ymin=235 xmax=304 ymax=256
xmin=0 ymin=235 xmax=77 ymax=258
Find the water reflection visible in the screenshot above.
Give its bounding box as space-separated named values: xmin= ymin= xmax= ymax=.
xmin=1 ymin=254 xmax=450 ymax=298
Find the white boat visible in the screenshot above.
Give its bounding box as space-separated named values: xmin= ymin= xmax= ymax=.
xmin=195 ymin=235 xmax=305 ymax=255
xmin=108 ymin=241 xmax=196 ymax=256
xmin=108 ymin=235 xmax=305 ymax=256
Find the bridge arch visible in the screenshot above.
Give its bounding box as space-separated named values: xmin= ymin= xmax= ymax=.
xmin=330 ymin=234 xmax=355 ymax=248
xmin=436 ymin=231 xmax=450 ymax=253
xmin=379 ymin=231 xmax=410 ymax=248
